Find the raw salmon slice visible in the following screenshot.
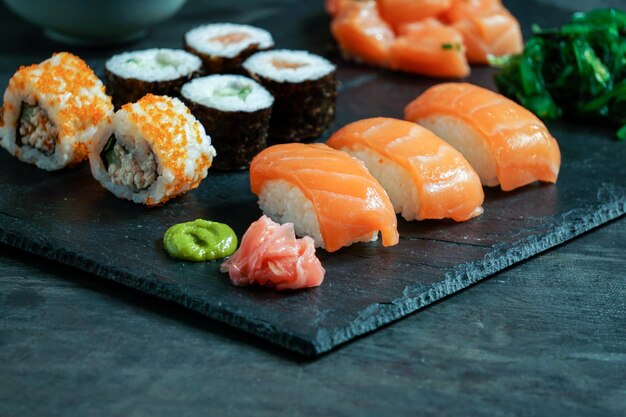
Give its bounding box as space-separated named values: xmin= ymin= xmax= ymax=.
xmin=250 ymin=143 xmax=399 ymax=252
xmin=327 ymin=117 xmax=484 ymax=222
xmin=443 ymin=0 xmax=523 ymax=64
xmin=442 ymin=0 xmax=503 ymax=23
xmin=404 ymin=83 xmax=561 ymax=191
xmin=330 ymin=1 xmax=395 ymax=66
xmin=390 ymin=19 xmax=470 ymax=78
xmin=378 ymin=0 xmax=452 ymax=30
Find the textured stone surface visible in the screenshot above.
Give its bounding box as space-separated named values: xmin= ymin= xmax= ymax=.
xmin=0 ymin=0 xmax=625 ymax=356
xmin=1 ymin=214 xmax=625 ymax=417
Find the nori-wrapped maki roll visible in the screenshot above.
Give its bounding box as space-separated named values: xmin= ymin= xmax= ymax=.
xmin=184 ymin=23 xmax=274 ymax=74
xmin=181 ymin=75 xmax=274 ymax=170
xmin=105 ymin=48 xmax=202 ymax=109
xmin=242 ymin=50 xmax=337 ymax=142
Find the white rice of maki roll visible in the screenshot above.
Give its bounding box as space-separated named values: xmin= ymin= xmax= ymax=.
xmin=181 ymin=74 xmax=274 ymax=170
xmin=89 ymin=94 xmax=216 ymax=206
xmin=105 ymin=48 xmax=202 ymax=108
xmin=0 ymin=52 xmax=113 ymax=170
xmin=184 ymin=23 xmax=274 ymax=73
xmin=242 ymin=49 xmax=337 ymax=142
xmin=181 ymin=74 xmax=273 ymax=112
xmin=243 ymin=50 xmax=335 ymax=82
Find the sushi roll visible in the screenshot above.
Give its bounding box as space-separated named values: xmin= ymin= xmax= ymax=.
xmin=249 ymin=143 xmax=399 ymax=252
xmin=327 ymin=117 xmax=484 ymax=222
xmin=243 ymin=49 xmax=337 ymax=142
xmin=89 ymin=94 xmax=216 ymax=206
xmin=0 ymin=52 xmax=113 ymax=171
xmin=105 ymin=48 xmax=202 ymax=109
xmin=181 ymin=75 xmax=274 ymax=170
xmin=184 ymin=23 xmax=274 ymax=74
xmin=404 ymin=83 xmax=561 ymax=191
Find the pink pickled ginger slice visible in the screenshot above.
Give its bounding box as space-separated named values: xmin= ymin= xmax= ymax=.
xmin=220 ymin=215 xmax=325 ymax=291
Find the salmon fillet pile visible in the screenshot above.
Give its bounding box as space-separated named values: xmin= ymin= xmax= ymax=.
xmin=327 ymin=0 xmax=523 ymax=78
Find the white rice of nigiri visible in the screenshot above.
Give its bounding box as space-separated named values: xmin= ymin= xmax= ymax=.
xmin=258 ymin=179 xmax=378 ymax=249
xmin=418 ymin=115 xmax=499 ymax=187
xmin=340 ymin=146 xmax=420 ymax=221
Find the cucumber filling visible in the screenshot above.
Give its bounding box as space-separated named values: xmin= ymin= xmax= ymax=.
xmin=101 ymin=135 xmax=157 ymax=191
xmin=16 ymin=102 xmax=57 ymax=156
xmin=215 ymin=83 xmax=252 ymax=101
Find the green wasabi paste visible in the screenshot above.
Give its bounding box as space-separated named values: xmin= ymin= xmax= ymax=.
xmin=163 ymin=219 xmax=237 ymax=261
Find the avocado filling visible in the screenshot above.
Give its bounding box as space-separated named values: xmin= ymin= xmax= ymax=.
xmin=100 ymin=135 xmax=157 ymax=191
xmin=17 ymin=103 xmax=57 ymax=156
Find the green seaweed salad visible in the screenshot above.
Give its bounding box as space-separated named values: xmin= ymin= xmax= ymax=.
xmin=490 ymin=8 xmax=626 ymax=140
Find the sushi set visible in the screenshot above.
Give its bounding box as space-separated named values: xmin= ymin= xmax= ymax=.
xmin=0 ymin=1 xmax=625 ymax=355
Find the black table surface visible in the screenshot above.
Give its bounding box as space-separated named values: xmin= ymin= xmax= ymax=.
xmin=1 ymin=0 xmax=625 ymax=416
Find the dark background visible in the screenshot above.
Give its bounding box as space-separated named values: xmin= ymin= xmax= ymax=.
xmin=1 ymin=0 xmax=625 ymax=416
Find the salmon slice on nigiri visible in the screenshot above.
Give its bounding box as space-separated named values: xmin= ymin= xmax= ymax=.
xmin=404 ymin=83 xmax=561 ymax=191
xmin=377 ymin=0 xmax=452 ymax=31
xmin=390 ymin=18 xmax=470 ymax=78
xmin=443 ymin=0 xmax=523 ymax=64
xmin=250 ymin=143 xmax=399 ymax=253
xmin=327 ymin=117 xmax=484 ymax=222
xmin=330 ymin=0 xmax=395 ymax=66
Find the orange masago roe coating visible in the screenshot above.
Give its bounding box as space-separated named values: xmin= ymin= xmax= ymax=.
xmin=330 ymin=0 xmax=395 ymax=66
xmin=405 ymin=83 xmax=561 ymax=191
xmin=391 ymin=19 xmax=470 ymax=78
xmin=120 ymin=94 xmax=212 ymax=203
xmin=250 ymin=143 xmax=399 ymax=252
xmin=9 ymin=52 xmax=112 ymax=141
xmin=1 ymin=52 xmax=113 ymax=169
xmin=327 ymin=117 xmax=484 ymax=222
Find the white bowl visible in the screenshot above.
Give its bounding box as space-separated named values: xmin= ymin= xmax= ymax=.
xmin=3 ymin=0 xmax=188 ymax=45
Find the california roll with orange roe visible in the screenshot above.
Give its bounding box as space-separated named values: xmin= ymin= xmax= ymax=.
xmin=0 ymin=52 xmax=113 ymax=170
xmin=89 ymin=94 xmax=216 ymax=206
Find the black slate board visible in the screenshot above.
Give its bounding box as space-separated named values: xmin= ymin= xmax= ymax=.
xmin=0 ymin=0 xmax=625 ymax=356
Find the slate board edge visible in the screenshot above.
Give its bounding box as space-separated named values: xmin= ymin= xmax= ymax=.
xmin=1 ymin=186 xmax=624 ymax=356
xmin=309 ymin=191 xmax=626 ymax=354
xmin=0 ymin=224 xmax=319 ymax=356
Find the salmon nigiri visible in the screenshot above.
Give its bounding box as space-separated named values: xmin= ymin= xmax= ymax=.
xmin=330 ymin=0 xmax=395 ymax=66
xmin=404 ymin=83 xmax=561 ymax=191
xmin=327 ymin=117 xmax=484 ymax=222
xmin=250 ymin=143 xmax=399 ymax=252
xmin=390 ymin=19 xmax=470 ymax=78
